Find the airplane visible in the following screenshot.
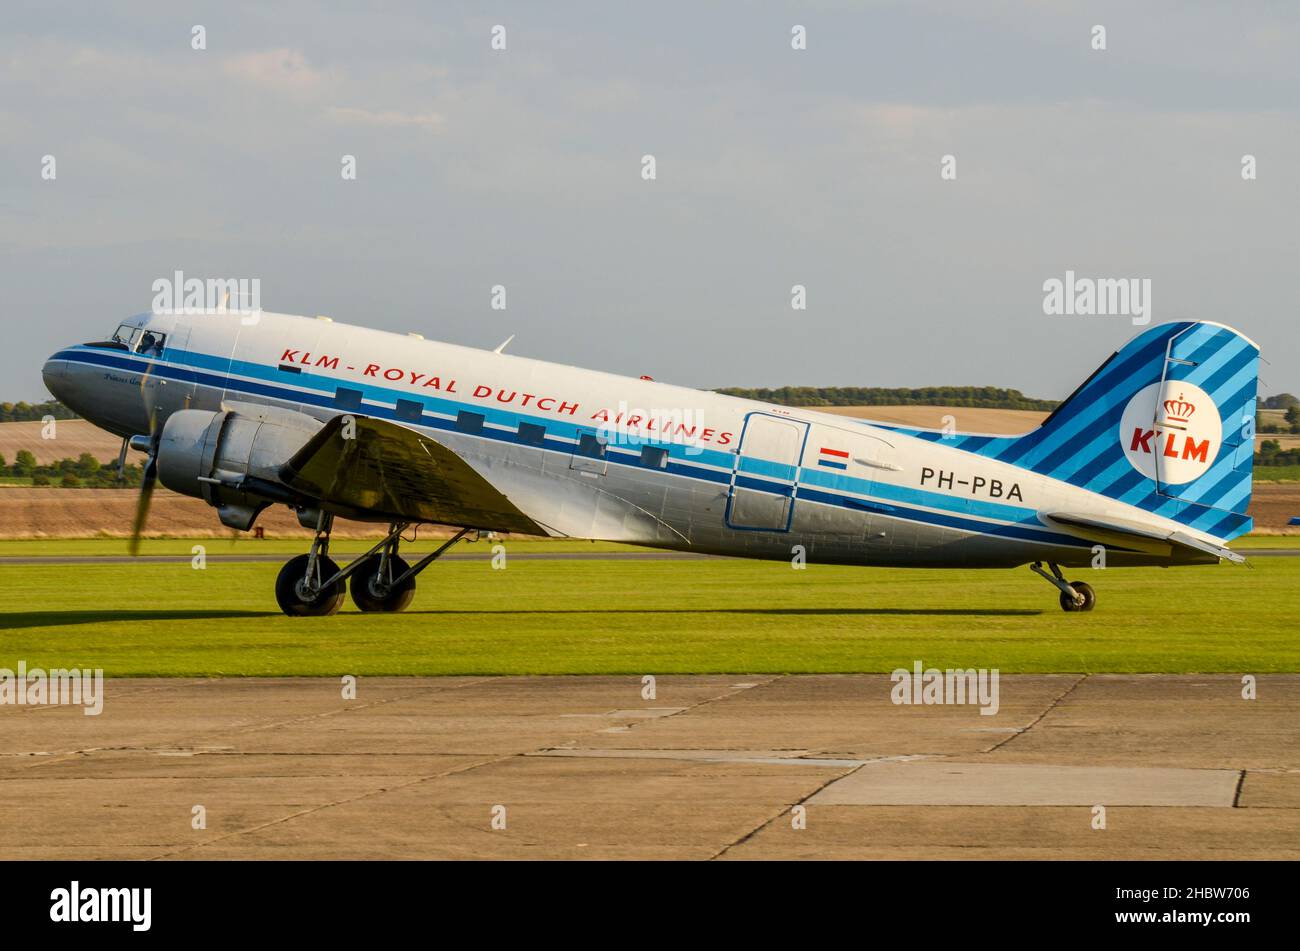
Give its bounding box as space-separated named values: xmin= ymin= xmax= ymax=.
xmin=42 ymin=311 xmax=1259 ymax=616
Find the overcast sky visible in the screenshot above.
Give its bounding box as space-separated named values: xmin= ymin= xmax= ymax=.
xmin=3 ymin=1 xmax=1297 ymax=401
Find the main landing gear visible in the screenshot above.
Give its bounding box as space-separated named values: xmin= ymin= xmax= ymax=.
xmin=1030 ymin=561 xmax=1096 ymax=613
xmin=274 ymin=515 xmax=472 ymax=617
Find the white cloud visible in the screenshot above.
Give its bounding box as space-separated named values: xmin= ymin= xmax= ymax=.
xmin=221 ymin=48 xmax=331 ymax=93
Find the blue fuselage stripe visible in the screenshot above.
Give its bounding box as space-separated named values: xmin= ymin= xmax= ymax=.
xmin=55 ymin=345 xmax=1123 ymax=551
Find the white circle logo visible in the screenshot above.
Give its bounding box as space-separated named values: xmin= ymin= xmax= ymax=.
xmin=1119 ymin=381 xmax=1221 ymax=485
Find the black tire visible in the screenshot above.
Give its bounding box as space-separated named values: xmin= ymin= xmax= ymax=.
xmin=350 ymin=554 xmax=417 ymax=613
xmin=275 ymin=554 xmax=346 ymax=617
xmin=1059 ymin=581 xmax=1096 ymax=613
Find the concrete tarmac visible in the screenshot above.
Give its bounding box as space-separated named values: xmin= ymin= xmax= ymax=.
xmin=2 ymin=675 xmax=1298 ymax=859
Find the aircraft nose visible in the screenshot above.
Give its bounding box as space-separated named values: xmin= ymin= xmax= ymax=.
xmin=42 ymin=351 xmax=95 ymax=424
xmin=42 ymin=353 xmax=69 ymax=394
xmin=43 ymin=349 xmax=155 ymax=436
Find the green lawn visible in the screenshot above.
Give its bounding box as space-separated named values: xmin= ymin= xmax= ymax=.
xmin=1 ymin=554 xmax=1296 ymax=676
xmin=1229 ymin=535 xmax=1300 ymax=549
xmin=1255 ymin=465 xmax=1300 ymax=482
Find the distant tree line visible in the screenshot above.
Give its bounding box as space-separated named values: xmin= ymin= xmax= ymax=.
xmin=0 ymin=400 xmax=78 ymax=422
xmin=1258 ymin=406 xmax=1300 ymax=435
xmin=1261 ymin=393 xmax=1299 ymax=410
xmin=1257 ymin=440 xmax=1300 ymax=467
xmin=712 ymin=386 xmax=1060 ymax=410
xmin=1 ymin=451 xmax=142 ymax=488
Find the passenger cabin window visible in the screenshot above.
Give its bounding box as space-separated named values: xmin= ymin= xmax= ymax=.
xmin=576 ymin=433 xmax=607 ymax=459
xmin=517 ymin=422 xmax=546 ymax=446
xmin=335 ymin=388 xmax=364 ymax=411
xmin=640 ymin=446 xmax=669 ymax=469
xmin=395 ymin=399 xmax=424 ymax=423
xmin=456 ymin=411 xmax=485 ymax=435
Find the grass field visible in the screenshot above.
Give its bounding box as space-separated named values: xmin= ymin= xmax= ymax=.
xmin=1255 ymin=465 xmax=1300 ymax=482
xmin=1229 ymin=535 xmax=1300 ymax=549
xmin=1 ymin=550 xmax=1296 ymax=675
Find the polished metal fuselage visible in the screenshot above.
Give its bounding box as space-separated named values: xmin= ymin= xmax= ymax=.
xmin=43 ymin=311 xmax=1221 ymax=569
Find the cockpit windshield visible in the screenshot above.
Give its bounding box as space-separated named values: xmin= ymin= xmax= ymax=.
xmin=107 ymin=323 xmax=166 ymax=356
xmin=111 ymin=324 xmax=142 ymax=349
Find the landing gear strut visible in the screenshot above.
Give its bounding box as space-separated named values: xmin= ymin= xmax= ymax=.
xmin=1030 ymin=561 xmax=1096 ymax=612
xmin=275 ymin=513 xmax=346 ymax=616
xmin=274 ymin=517 xmax=472 ymax=617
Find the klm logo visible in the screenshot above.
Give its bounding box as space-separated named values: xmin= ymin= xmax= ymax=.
xmin=1119 ymin=383 xmax=1221 ymax=485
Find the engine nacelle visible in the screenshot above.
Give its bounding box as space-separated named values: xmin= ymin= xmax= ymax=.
xmin=157 ymin=405 xmax=324 ymax=530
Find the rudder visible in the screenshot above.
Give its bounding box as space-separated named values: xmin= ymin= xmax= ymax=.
xmin=1005 ymin=321 xmax=1259 ymax=539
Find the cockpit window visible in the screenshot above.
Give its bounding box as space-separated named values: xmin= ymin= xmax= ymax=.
xmin=106 ymin=324 xmax=166 ymax=356
xmin=137 ymin=330 xmax=166 ymax=357
xmin=111 ymin=324 xmax=142 ymax=349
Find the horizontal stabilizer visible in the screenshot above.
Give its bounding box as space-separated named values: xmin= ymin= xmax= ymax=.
xmin=1040 ymin=511 xmax=1245 ymax=564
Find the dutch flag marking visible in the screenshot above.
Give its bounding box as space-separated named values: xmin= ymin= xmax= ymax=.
xmin=817 ymin=447 xmax=849 ymax=470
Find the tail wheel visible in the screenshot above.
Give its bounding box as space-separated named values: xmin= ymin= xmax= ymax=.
xmin=350 ymin=554 xmax=417 ymax=613
xmin=275 ymin=554 xmax=346 ymax=617
xmin=1059 ymin=580 xmax=1097 ymax=613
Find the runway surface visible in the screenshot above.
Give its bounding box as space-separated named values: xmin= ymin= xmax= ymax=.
xmin=2 ymin=675 xmax=1298 ymax=859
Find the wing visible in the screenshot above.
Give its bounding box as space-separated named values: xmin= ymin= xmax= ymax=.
xmin=1038 ymin=511 xmax=1245 ymax=564
xmin=280 ymin=414 xmax=545 ymax=534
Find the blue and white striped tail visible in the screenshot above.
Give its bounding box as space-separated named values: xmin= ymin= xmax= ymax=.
xmin=900 ymin=322 xmax=1260 ymax=541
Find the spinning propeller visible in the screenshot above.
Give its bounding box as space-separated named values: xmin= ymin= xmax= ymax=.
xmin=126 ymin=359 xmax=163 ymax=555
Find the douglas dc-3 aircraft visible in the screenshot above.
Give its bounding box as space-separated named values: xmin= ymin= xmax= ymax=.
xmin=43 ymin=311 xmax=1259 ymax=616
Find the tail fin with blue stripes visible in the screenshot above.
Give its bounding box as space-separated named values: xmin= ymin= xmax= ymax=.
xmin=912 ymin=322 xmax=1260 ymax=540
